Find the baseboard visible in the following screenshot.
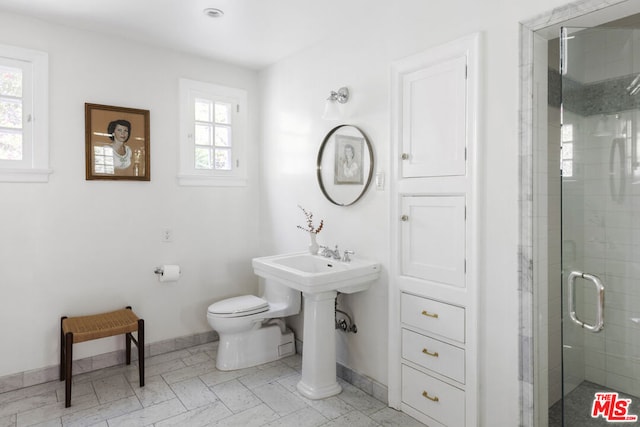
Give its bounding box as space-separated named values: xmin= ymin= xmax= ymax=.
xmin=0 ymin=332 xmax=387 ymax=407
xmin=0 ymin=330 xmax=218 ymax=394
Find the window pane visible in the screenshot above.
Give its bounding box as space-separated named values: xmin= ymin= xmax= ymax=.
xmin=215 ymin=148 xmax=232 ymax=170
xmin=195 ymin=98 xmax=212 ymax=122
xmin=562 ymin=142 xmax=573 ymax=160
xmin=0 ymin=99 xmax=22 ymax=128
xmin=195 ymin=146 xmax=213 ymax=169
xmin=94 ymin=146 xmax=115 ymax=174
xmin=561 ymin=124 xmax=573 ymax=142
xmin=215 ymin=126 xmax=231 ymax=147
xmin=562 ymin=160 xmax=573 ymax=177
xmin=0 ymin=131 xmax=22 ymax=160
xmin=0 ymin=66 xmax=22 ymax=97
xmin=215 ymin=103 xmax=231 ymax=124
xmin=195 ymin=124 xmax=212 ymax=146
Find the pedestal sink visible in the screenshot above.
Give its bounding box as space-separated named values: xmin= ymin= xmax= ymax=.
xmin=252 ymin=252 xmax=380 ymax=399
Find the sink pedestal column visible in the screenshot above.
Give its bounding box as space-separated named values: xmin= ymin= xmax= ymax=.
xmin=297 ymin=290 xmax=342 ymax=399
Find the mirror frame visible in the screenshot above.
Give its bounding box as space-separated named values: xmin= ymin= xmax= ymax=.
xmin=316 ymin=124 xmax=374 ymax=206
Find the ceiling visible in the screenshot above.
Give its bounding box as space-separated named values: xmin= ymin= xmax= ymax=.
xmin=0 ymin=0 xmax=373 ymax=70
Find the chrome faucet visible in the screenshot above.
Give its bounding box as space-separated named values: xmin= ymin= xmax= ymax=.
xmin=321 ymin=245 xmax=341 ymax=260
xmin=342 ymin=250 xmax=355 ymax=262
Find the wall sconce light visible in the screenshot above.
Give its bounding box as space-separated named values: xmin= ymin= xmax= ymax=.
xmin=322 ymin=87 xmax=350 ymax=120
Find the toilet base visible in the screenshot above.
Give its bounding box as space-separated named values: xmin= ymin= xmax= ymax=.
xmin=215 ymin=324 xmax=295 ymax=371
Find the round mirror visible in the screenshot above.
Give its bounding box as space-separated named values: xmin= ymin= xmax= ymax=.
xmin=317 ymin=125 xmax=374 ymax=206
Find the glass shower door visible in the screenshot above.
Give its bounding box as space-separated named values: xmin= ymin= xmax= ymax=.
xmin=560 ymin=25 xmax=640 ymax=426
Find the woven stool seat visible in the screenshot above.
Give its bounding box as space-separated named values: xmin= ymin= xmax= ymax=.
xmin=60 ymin=306 xmax=144 ymax=407
xmin=62 ymin=309 xmax=140 ymax=343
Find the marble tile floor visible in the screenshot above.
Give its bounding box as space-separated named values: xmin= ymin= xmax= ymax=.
xmin=0 ymin=341 xmax=425 ymax=427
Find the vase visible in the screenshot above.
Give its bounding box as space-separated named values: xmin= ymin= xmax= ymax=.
xmin=308 ymin=232 xmax=320 ymax=255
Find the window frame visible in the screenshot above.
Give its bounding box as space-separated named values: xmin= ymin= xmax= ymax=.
xmin=178 ymin=78 xmax=247 ymax=187
xmin=0 ymin=43 xmax=50 ymax=182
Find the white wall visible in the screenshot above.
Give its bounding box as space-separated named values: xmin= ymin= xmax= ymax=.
xmin=0 ymin=12 xmax=261 ymax=377
xmin=258 ymin=1 xmax=574 ymax=425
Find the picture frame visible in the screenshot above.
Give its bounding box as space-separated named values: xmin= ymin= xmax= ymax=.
xmin=334 ymin=134 xmax=364 ymax=185
xmin=85 ymin=103 xmax=150 ymax=181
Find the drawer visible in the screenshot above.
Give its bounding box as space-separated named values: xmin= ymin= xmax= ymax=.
xmin=402 ymin=365 xmax=465 ymax=427
xmin=402 ymin=328 xmax=465 ymax=383
xmin=401 ymin=293 xmax=465 ymax=343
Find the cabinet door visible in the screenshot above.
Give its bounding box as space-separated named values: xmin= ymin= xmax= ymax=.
xmin=401 ymin=196 xmax=465 ymax=287
xmin=401 ymin=55 xmax=467 ymax=178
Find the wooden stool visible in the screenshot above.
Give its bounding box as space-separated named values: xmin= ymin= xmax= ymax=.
xmin=60 ymin=306 xmax=144 ymax=407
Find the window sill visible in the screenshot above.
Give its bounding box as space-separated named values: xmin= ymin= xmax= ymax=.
xmin=177 ymin=173 xmax=247 ymax=187
xmin=0 ymin=168 xmax=53 ymax=183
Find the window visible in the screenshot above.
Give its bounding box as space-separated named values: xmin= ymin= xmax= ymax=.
xmin=561 ymin=123 xmax=573 ymax=178
xmin=0 ymin=44 xmax=49 ymax=182
xmin=178 ymin=78 xmax=247 ymax=186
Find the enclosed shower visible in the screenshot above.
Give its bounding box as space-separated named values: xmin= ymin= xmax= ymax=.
xmin=547 ymin=22 xmax=640 ymax=426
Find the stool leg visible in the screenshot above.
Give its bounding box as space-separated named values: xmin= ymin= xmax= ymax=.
xmin=125 ymin=306 xmax=133 ymax=366
xmin=138 ymin=319 xmax=145 ymax=387
xmin=125 ymin=332 xmax=132 ymax=365
xmin=60 ymin=317 xmax=67 ymax=381
xmin=65 ymin=332 xmax=73 ymax=408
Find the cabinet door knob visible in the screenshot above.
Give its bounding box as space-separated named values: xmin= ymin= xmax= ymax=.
xmin=401 ymin=153 xmax=410 ymax=160
xmin=401 ymin=215 xmax=409 ymax=222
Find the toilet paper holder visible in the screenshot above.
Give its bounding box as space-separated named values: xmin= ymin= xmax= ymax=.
xmin=154 ymin=265 xmax=181 ymax=282
xmin=154 ymin=265 xmax=181 ymax=276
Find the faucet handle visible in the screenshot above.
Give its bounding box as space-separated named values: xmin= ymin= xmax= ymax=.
xmin=318 ymin=245 xmax=329 ymax=257
xmin=333 ymin=245 xmax=341 ymax=259
xmin=342 ymin=250 xmax=355 ymax=262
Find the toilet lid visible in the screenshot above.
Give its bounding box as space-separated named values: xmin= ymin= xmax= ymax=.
xmin=207 ymin=295 xmax=269 ymax=317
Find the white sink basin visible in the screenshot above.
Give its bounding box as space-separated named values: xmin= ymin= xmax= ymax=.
xmin=252 ymin=252 xmax=380 ymax=294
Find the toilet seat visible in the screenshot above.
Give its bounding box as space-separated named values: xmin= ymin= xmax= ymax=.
xmin=208 ymin=295 xmax=269 ymax=318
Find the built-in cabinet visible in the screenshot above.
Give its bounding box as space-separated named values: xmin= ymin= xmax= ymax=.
xmin=389 ymin=33 xmax=480 ymax=427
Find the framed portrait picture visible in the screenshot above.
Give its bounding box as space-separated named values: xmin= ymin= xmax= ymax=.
xmin=85 ymin=103 xmax=150 ymax=181
xmin=334 ymin=134 xmax=364 ymax=185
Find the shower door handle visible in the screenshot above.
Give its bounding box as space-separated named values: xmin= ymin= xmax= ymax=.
xmin=567 ymin=271 xmax=604 ymax=332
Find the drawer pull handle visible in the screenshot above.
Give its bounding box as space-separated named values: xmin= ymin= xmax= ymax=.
xmin=421 ymin=310 xmax=439 ymax=319
xmin=422 ymin=348 xmax=439 ymax=357
xmin=422 ymin=391 xmax=440 ymax=402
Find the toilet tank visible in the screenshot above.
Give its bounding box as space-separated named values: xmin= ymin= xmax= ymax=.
xmin=260 ymin=278 xmax=301 ymax=317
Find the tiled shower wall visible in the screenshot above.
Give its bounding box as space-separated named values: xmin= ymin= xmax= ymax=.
xmin=573 ymin=109 xmax=640 ymax=397
xmin=557 ymin=27 xmax=640 ymax=398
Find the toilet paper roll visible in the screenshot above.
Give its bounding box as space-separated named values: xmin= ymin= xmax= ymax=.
xmin=159 ymin=265 xmax=181 ymax=282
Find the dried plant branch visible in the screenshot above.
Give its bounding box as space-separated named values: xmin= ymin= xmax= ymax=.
xmin=296 ymin=205 xmax=324 ymax=234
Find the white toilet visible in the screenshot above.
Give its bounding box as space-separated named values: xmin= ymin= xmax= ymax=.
xmin=207 ymin=279 xmax=301 ymax=370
